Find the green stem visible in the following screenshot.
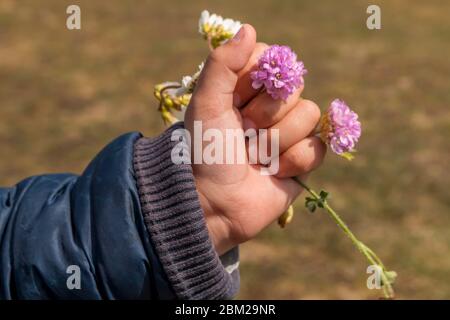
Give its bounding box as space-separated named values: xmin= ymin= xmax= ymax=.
xmin=292 ymin=177 xmax=394 ymax=299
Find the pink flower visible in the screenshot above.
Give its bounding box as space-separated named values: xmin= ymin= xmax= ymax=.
xmin=250 ymin=45 xmax=307 ymax=100
xmin=320 ymin=99 xmax=362 ymax=156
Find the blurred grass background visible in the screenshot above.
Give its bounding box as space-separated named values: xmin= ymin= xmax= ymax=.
xmin=1 ymin=0 xmax=449 ymax=299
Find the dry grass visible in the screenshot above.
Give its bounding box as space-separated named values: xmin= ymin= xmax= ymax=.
xmin=1 ymin=0 xmax=449 ymax=299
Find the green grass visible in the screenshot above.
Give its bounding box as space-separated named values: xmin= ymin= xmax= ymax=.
xmin=1 ymin=0 xmax=449 ymax=299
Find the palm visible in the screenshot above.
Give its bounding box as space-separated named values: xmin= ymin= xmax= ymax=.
xmin=187 ymin=93 xmax=299 ymax=245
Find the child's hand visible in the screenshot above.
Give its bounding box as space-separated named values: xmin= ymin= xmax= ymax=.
xmin=185 ymin=24 xmax=326 ymax=255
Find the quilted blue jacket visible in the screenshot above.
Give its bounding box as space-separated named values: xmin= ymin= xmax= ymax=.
xmin=0 ymin=124 xmax=239 ymax=300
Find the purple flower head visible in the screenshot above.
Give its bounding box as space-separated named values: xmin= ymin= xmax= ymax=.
xmin=320 ymin=99 xmax=361 ymax=156
xmin=250 ymin=45 xmax=307 ymax=100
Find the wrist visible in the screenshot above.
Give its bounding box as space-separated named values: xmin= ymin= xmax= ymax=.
xmin=197 ymin=189 xmax=236 ymax=256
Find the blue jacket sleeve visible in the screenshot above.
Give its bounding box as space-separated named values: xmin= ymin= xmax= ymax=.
xmin=0 ymin=125 xmax=240 ymax=300
xmin=0 ymin=132 xmax=175 ymax=299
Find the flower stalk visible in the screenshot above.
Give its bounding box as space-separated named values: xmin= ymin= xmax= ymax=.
xmin=292 ymin=176 xmax=396 ymax=299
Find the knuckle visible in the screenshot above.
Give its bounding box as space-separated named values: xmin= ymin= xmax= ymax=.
xmin=308 ymin=138 xmax=327 ymax=170
xmin=318 ymin=139 xmax=327 ymax=157
xmin=312 ymin=150 xmax=325 ymax=170
xmin=208 ymin=50 xmax=222 ymax=65
xmin=248 ymin=43 xmax=269 ymax=68
xmin=285 ymin=89 xmax=300 ymax=106
xmin=246 ymin=101 xmax=277 ymax=128
xmin=255 ymin=42 xmax=269 ymax=52
xmin=290 ymin=138 xmax=326 ymax=173
xmin=301 ymin=99 xmax=321 ymax=123
xmin=260 ymin=103 xmax=275 ymax=124
xmin=290 ymin=145 xmax=307 ymax=170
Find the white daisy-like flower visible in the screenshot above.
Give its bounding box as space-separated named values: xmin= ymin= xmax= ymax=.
xmin=198 ymin=10 xmax=242 ymax=48
xmin=198 ymin=10 xmax=216 ymax=35
xmin=176 ymin=62 xmax=205 ymax=96
xmin=154 ymin=61 xmax=205 ymax=125
xmin=222 ymin=18 xmax=241 ymax=35
xmin=181 ymin=76 xmax=193 ymax=91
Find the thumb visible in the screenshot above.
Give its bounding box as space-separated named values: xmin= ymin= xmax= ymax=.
xmin=188 ymin=24 xmax=257 ymax=121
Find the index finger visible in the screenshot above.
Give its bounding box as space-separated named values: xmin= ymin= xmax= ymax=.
xmin=233 ymin=42 xmax=269 ymax=108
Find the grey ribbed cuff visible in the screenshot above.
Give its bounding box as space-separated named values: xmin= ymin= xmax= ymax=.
xmin=133 ymin=123 xmax=239 ymax=300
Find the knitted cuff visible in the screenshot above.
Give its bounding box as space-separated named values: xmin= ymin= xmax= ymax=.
xmin=133 ymin=122 xmax=239 ymax=299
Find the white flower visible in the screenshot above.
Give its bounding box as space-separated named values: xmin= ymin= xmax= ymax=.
xmin=198 ymin=10 xmax=241 ymax=47
xmin=177 ymin=62 xmax=204 ymax=95
xmin=199 ymin=10 xmax=218 ymax=35
xmin=222 ymin=18 xmax=241 ymax=35
xmin=181 ymin=76 xmax=193 ymax=90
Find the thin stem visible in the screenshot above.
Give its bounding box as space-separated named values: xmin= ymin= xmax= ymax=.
xmin=361 ymin=243 xmax=386 ymax=270
xmin=207 ymin=35 xmax=214 ymax=51
xmin=292 ymin=176 xmax=394 ymax=298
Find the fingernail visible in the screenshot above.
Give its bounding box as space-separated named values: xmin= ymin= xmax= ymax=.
xmin=231 ymin=26 xmax=245 ymax=43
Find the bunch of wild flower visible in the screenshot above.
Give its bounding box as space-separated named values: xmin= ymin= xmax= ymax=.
xmin=152 ymin=10 xmax=396 ymax=299
xmin=153 ymin=63 xmax=204 ymax=124
xmin=198 ymin=10 xmax=242 ymax=49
